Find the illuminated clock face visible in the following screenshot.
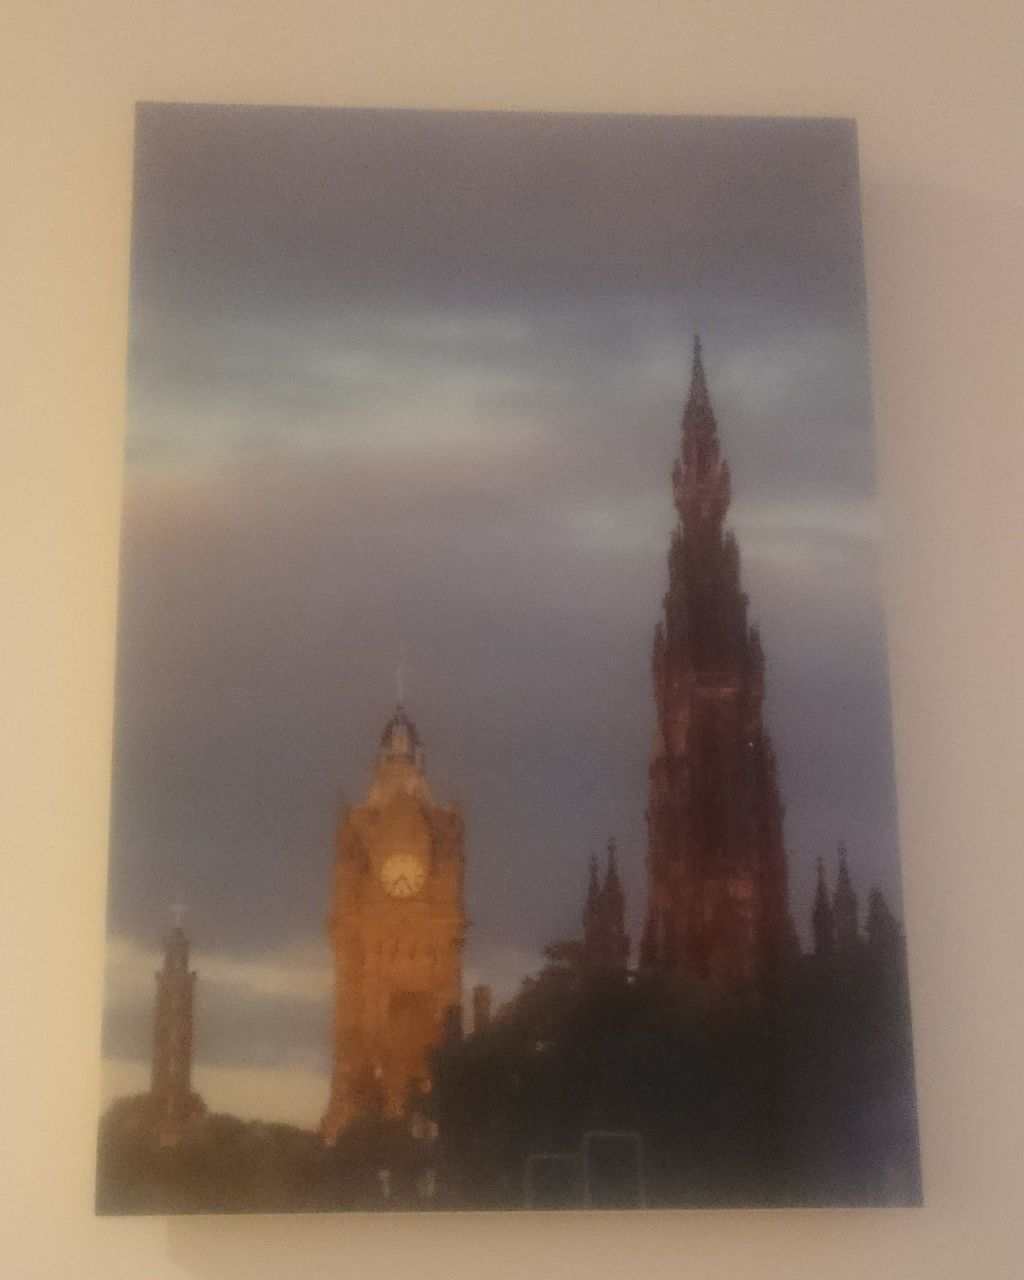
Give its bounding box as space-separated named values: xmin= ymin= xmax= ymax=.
xmin=380 ymin=853 xmax=427 ymax=899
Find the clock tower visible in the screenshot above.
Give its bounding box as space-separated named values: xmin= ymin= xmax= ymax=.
xmin=322 ymin=705 xmax=466 ymax=1142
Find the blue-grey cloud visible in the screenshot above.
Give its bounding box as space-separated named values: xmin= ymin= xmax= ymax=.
xmin=106 ymin=107 xmax=902 ymax=1050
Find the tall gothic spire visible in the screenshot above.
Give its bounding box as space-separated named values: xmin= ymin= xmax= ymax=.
xmin=687 ymin=334 xmax=716 ymax=433
xmin=673 ymin=333 xmax=731 ymax=531
xmin=658 ymin=338 xmax=747 ymax=679
xmin=644 ymin=337 xmax=790 ymax=993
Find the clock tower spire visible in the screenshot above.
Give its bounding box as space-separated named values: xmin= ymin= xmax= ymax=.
xmin=323 ymin=704 xmax=466 ymax=1143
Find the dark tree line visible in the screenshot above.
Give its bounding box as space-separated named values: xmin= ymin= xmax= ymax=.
xmin=430 ymin=921 xmax=919 ymax=1209
xmin=97 ymin=913 xmax=918 ymax=1214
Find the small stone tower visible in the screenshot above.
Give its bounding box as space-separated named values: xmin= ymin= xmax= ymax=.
xmin=150 ymin=913 xmax=202 ymax=1143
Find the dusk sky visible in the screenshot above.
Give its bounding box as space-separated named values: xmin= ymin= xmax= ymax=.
xmin=101 ymin=105 xmax=901 ymax=1127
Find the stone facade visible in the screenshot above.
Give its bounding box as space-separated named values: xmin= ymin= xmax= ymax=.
xmin=322 ymin=707 xmax=465 ymax=1142
xmin=641 ymin=339 xmax=790 ymax=993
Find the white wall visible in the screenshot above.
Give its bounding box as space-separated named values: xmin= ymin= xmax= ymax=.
xmin=3 ymin=2 xmax=1022 ymax=1277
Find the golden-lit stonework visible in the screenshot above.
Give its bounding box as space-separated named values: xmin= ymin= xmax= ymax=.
xmin=322 ymin=707 xmax=465 ymax=1142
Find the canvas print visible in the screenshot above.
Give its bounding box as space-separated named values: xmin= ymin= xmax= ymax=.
xmin=97 ymin=104 xmax=920 ymax=1213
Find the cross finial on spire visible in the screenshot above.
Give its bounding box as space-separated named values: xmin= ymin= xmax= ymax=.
xmin=396 ymin=647 xmax=406 ymax=708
